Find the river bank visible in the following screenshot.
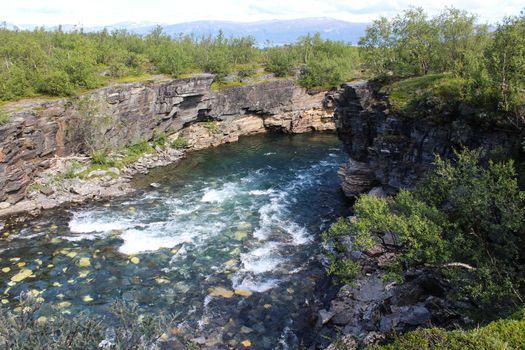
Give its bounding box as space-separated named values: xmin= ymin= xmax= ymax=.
xmin=0 ymin=133 xmax=349 ymax=349
xmin=0 ymin=75 xmax=335 ymax=223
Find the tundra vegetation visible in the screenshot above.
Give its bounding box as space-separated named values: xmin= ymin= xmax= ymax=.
xmin=360 ymin=7 xmax=525 ymax=128
xmin=0 ymin=28 xmax=360 ymax=101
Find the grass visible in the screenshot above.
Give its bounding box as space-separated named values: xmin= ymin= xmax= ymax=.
xmin=381 ymin=73 xmax=466 ymax=119
xmin=107 ymin=73 xmax=160 ymax=84
xmin=171 ymin=137 xmax=189 ymax=149
xmin=0 ymin=109 xmax=9 ymax=125
xmin=210 ymin=80 xmax=249 ymax=91
xmin=369 ymin=308 xmax=525 ymax=350
xmin=0 ymin=294 xmax=176 ymax=350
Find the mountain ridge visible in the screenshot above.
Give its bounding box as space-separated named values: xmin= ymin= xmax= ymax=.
xmin=2 ymin=17 xmax=368 ymax=45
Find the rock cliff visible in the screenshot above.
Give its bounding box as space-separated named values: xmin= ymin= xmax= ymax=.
xmin=332 ymin=80 xmax=521 ymax=197
xmin=316 ymin=80 xmax=523 ymax=349
xmin=0 ymin=76 xmax=335 ymax=208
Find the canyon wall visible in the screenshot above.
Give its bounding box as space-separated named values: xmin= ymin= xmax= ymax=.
xmin=332 ymin=80 xmax=521 ymax=197
xmin=0 ymin=75 xmax=335 ymax=206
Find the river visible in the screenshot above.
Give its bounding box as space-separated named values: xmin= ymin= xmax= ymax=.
xmin=0 ymin=133 xmax=348 ymax=349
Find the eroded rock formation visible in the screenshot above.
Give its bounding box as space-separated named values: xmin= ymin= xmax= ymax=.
xmin=332 ymin=80 xmax=520 ymax=197
xmin=0 ymin=75 xmax=335 ymax=209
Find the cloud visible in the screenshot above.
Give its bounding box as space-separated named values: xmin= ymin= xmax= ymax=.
xmin=0 ymin=0 xmax=523 ymax=27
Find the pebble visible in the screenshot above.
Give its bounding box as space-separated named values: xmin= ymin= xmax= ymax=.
xmin=10 ymin=268 xmax=33 ymax=282
xmin=234 ymin=289 xmax=253 ymax=297
xmin=208 ymin=287 xmax=234 ymax=298
xmin=78 ymin=258 xmax=91 ymax=267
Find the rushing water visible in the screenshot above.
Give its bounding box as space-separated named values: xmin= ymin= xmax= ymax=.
xmin=0 ymin=133 xmax=348 ymax=348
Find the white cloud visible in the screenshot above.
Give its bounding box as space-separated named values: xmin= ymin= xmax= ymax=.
xmin=0 ymin=0 xmax=523 ymax=26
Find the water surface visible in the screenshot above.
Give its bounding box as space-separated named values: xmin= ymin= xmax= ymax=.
xmin=0 ymin=133 xmax=348 ymax=348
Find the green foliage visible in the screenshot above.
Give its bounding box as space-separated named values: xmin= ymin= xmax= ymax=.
xmin=352 ymin=149 xmax=525 ymax=304
xmin=264 ymin=47 xmax=296 ymax=77
xmin=91 ymin=150 xmax=114 ymax=167
xmin=484 ymin=14 xmax=525 ymax=126
xmin=296 ymin=34 xmax=360 ymax=89
xmin=322 ymin=218 xmax=364 ymax=285
xmin=370 ymin=308 xmax=525 ymax=350
xmin=0 ymin=27 xmax=363 ymax=101
xmin=359 ymin=7 xmax=486 ymax=78
xmin=171 ymin=137 xmax=189 ymax=149
xmin=0 ymin=293 xmax=174 ymax=350
xmin=237 ymin=63 xmax=258 ymax=78
xmin=354 ymin=190 xmax=450 ymax=265
xmin=202 ymin=120 xmax=220 ymax=134
xmin=210 ymin=80 xmax=247 ymax=91
xmin=326 ymin=255 xmax=361 ymax=286
xmin=36 ymin=70 xmax=76 ymax=96
xmin=382 ymin=73 xmax=466 ymax=119
xmin=152 ymin=131 xmax=167 ymax=148
xmin=360 ymin=8 xmax=524 ymax=127
xmin=0 ymin=109 xmax=9 ymax=125
xmin=63 ymin=160 xmax=84 ymax=179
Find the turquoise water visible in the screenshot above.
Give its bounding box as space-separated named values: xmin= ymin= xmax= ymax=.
xmin=0 ymin=133 xmax=348 ymax=348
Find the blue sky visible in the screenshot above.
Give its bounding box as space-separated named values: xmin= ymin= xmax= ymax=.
xmin=1 ymin=0 xmax=523 ymax=26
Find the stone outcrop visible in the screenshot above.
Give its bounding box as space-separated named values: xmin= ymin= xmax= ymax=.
xmin=332 ymin=80 xmax=521 ymax=196
xmin=0 ymin=76 xmax=335 ymax=209
xmin=316 ymin=79 xmax=524 ymax=349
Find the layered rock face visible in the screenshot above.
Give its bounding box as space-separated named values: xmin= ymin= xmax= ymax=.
xmin=0 ymin=76 xmax=335 ymax=205
xmin=333 ymin=80 xmax=520 ymax=197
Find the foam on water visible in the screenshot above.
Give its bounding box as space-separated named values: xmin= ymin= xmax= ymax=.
xmin=201 ymin=182 xmax=241 ymax=203
xmin=69 ymin=211 xmax=135 ymax=233
xmin=240 ymin=242 xmax=284 ymax=274
xmin=119 ymin=220 xmax=227 ymax=255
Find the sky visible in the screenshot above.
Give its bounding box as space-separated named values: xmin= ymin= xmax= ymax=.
xmin=1 ymin=0 xmax=523 ymax=27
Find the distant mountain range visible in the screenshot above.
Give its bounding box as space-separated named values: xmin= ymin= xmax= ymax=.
xmin=2 ymin=18 xmax=369 ymax=46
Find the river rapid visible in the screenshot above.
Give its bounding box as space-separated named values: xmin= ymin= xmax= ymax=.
xmin=0 ymin=133 xmax=348 ymax=349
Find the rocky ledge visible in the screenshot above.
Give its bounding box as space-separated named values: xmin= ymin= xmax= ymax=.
xmin=332 ymin=80 xmax=520 ymax=197
xmin=0 ymin=75 xmax=335 ymax=220
xmin=314 ymin=197 xmax=470 ymax=349
xmin=316 ymin=80 xmax=523 ymax=349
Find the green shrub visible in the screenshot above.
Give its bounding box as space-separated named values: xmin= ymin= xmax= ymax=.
xmin=171 ymin=137 xmax=189 ymax=149
xmin=350 ymin=149 xmax=525 ymax=304
xmin=91 ymin=150 xmax=114 ymax=166
xmin=237 ymin=64 xmax=258 ymax=78
xmin=63 ymin=160 xmax=84 ymax=179
xmin=370 ymin=308 xmax=525 ymax=350
xmin=152 ymin=131 xmax=167 ymax=147
xmin=326 ymin=255 xmax=361 ymax=285
xmin=0 ymin=109 xmax=9 ymax=125
xmin=265 ymin=48 xmax=296 ymax=77
xmin=203 ymin=120 xmax=220 ymax=134
xmin=0 ymin=293 xmax=174 ymax=350
xmin=36 ymin=70 xmax=76 ymax=97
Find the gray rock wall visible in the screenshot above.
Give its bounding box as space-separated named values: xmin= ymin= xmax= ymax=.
xmin=0 ymin=75 xmax=334 ymax=204
xmin=333 ymin=80 xmax=521 ymax=197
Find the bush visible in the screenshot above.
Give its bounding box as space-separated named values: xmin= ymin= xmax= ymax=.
xmin=265 ymin=48 xmax=296 ymax=77
xmin=350 ymin=149 xmax=525 ymax=304
xmin=171 ymin=137 xmax=189 ymax=149
xmin=36 ymin=70 xmax=75 ymax=96
xmin=0 ymin=110 xmax=9 ymax=125
xmin=91 ymin=150 xmax=114 ymax=167
xmin=0 ymin=293 xmax=174 ymax=350
xmin=371 ymin=308 xmax=525 ymax=350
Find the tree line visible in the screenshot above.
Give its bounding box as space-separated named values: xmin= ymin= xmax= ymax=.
xmin=359 ymin=7 xmax=525 ymax=127
xmin=0 ymin=27 xmax=359 ymax=102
